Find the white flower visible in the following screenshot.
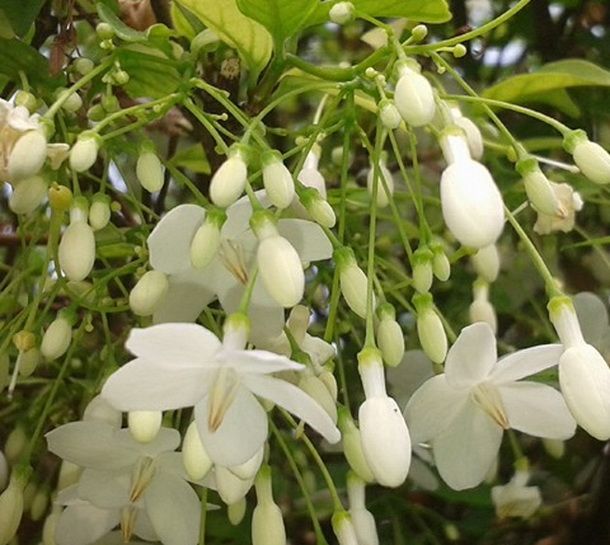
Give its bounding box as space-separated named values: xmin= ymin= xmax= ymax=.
xmin=46 ymin=420 xmax=200 ymax=545
xmin=101 ymin=319 xmax=340 ymax=467
xmin=405 ymin=322 xmax=576 ymax=490
xmin=533 ymin=181 xmax=583 ymax=235
xmin=69 ymin=133 xmax=100 ymax=173
xmin=491 ymin=470 xmax=542 ymax=519
xmin=145 ymin=194 xmax=332 ymax=343
xmin=251 ymin=466 xmax=286 ymax=545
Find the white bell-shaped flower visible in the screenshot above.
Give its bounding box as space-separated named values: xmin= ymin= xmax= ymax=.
xmin=517 ymin=158 xmax=563 ymax=216
xmin=394 ymin=62 xmax=436 ymax=127
xmin=262 ymin=151 xmax=295 ymax=209
xmin=251 ymin=466 xmax=286 ymax=545
xmin=69 ymin=132 xmax=100 ymax=173
xmin=347 ymin=472 xmax=379 ymax=545
xmin=209 ymin=146 xmax=248 ymax=207
xmin=412 ymin=246 xmax=433 ymax=294
xmin=129 ymin=271 xmax=170 ymax=317
xmin=378 ymin=99 xmax=401 ymax=130
xmin=88 ymin=193 xmax=111 ymax=231
xmin=565 ymin=130 xmax=610 ymax=185
xmin=300 ymin=187 xmax=336 ymax=228
xmin=136 ymin=149 xmax=165 ymax=193
xmin=58 ymin=199 xmax=96 ymax=282
xmin=190 ymin=210 xmax=225 ymax=270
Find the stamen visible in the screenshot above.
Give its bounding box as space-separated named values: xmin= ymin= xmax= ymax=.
xmin=471 ymin=382 xmax=509 ymax=429
xmin=218 ymin=240 xmax=249 ymax=284
xmin=120 ymin=506 xmax=137 ymax=543
xmin=208 ymin=368 xmax=241 ymax=432
xmin=129 ymin=457 xmax=156 ymax=503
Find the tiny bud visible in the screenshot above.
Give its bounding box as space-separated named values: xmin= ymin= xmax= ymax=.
xmin=301 ymin=189 xmax=336 ymax=228
xmin=471 ymin=244 xmax=500 ymax=283
xmin=73 ymin=57 xmax=94 ymax=75
xmin=338 ymin=408 xmax=375 ymax=483
xmin=9 ymin=175 xmax=48 ymax=215
xmin=414 ymin=294 xmax=448 ymax=364
xmin=412 ymin=247 xmax=433 ymax=294
xmin=8 ymin=130 xmax=47 ymax=182
xmin=394 ymin=62 xmax=436 ymax=127
xmin=329 ymin=1 xmax=355 ymax=24
xmin=335 ymin=248 xmax=369 ymax=319
xmin=87 ymin=104 xmax=106 ymax=122
xmin=410 ymin=24 xmax=428 ymax=42
xmin=18 ymin=348 xmax=41 ymax=378
xmin=453 ymin=44 xmax=467 ymax=58
xmin=112 ymin=69 xmax=130 ymax=85
xmin=517 ymin=158 xmax=563 ymax=216
xmin=136 ymin=150 xmax=165 ymax=193
xmin=378 ymin=99 xmax=401 ymax=130
xmin=182 ymin=421 xmax=213 ymax=480
xmin=13 ymin=331 xmax=35 ymax=353
xmin=56 ymin=88 xmax=83 ymax=113
xmin=88 ymin=193 xmax=112 ymax=231
xmin=366 ymin=161 xmax=394 ymax=208
xmin=129 ymin=270 xmax=169 ymax=316
xmin=376 ymin=306 xmax=405 ymax=367
xmin=564 ymin=130 xmax=610 ymax=185
xmin=128 ymin=411 xmax=162 ymax=443
xmin=210 ymin=147 xmax=248 ymax=207
xmin=431 ymin=243 xmax=451 ymax=281
xmin=14 ymin=90 xmax=38 ymax=112
xmin=69 ymin=132 xmax=100 ymax=173
xmin=227 ymin=498 xmax=247 ymax=525
xmin=30 ymin=487 xmax=49 ymax=521
xmin=4 ymin=428 xmax=27 ymax=464
xmin=41 ymin=312 xmax=73 ymax=360
xmin=48 ymin=184 xmax=73 ymax=212
xmin=262 ymin=151 xmax=295 ymax=209
xmin=542 ymin=438 xmax=565 ymax=459
xmin=96 ymin=22 xmax=114 ymax=39
xmin=101 ymin=94 xmax=120 ymax=113
xmin=190 ymin=212 xmax=225 ymax=269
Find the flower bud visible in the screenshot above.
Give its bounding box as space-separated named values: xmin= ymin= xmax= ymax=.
xmin=394 ymin=63 xmax=436 ymax=127
xmin=414 ymin=294 xmax=447 ymax=364
xmin=564 ymin=130 xmax=610 ymax=185
xmin=14 ymin=90 xmax=38 ymax=112
xmin=347 ymin=473 xmax=379 ymax=545
xmin=74 ymin=57 xmax=95 ymax=75
xmin=69 ymin=132 xmax=100 ymax=173
xmin=329 ymin=1 xmax=355 ymax=24
xmin=471 ymin=244 xmax=500 ymax=283
xmin=252 ymin=466 xmax=286 ymax=545
xmin=440 ymin=159 xmax=505 ymax=248
xmin=17 ymin=348 xmax=40 ymax=378
xmin=57 ymin=89 xmax=83 ymax=113
xmin=88 ymin=193 xmax=111 ymax=231
xmin=40 ymin=312 xmax=73 ymax=361
xmin=376 ymin=304 xmax=404 ymax=367
xmin=30 ymin=487 xmax=49 ymax=521
xmin=42 ymin=510 xmax=60 ymax=545
xmin=262 ymin=151 xmax=295 ymax=209
xmin=128 ymin=410 xmax=162 ymax=443
xmin=542 ymin=438 xmax=565 ymax=459
xmin=470 ymin=280 xmax=497 ymax=333
xmin=8 ymin=130 xmax=47 ymax=182
xmin=216 ymin=466 xmax=254 ymax=505
xmin=182 ymin=421 xmax=213 ymax=480
xmin=300 ymin=188 xmax=336 ymax=228
xmin=297 ymin=147 xmax=327 ymax=199
xmin=338 ymin=408 xmax=375 ymax=483
xmin=58 ymin=200 xmax=95 ymax=282
xmin=517 ymin=158 xmax=563 ymax=216
xmin=299 ymin=375 xmax=338 ymax=423
xmin=129 ymin=270 xmax=169 ymax=316
xmin=48 ymin=184 xmax=73 ymax=213
xmin=210 ymin=147 xmax=248 ymax=207
xmin=378 ymin=99 xmax=401 ymax=130
xmin=190 ymin=212 xmax=225 ymax=269
xmin=366 ymin=160 xmax=394 ymax=208
xmin=431 ymin=243 xmax=451 ymax=281
xmin=136 ymin=150 xmax=165 ymax=193
xmin=0 ymin=472 xmax=26 ymax=545
xmin=9 ymin=175 xmax=48 ymax=215
xmin=412 ymin=247 xmax=433 ymax=294
xmin=0 ymin=452 xmax=7 ymax=492
xmin=227 ymin=498 xmax=247 ymax=525
xmin=4 ymin=427 xmax=27 ymax=464
xmin=332 ymin=511 xmax=359 ymax=545
xmin=335 ymin=248 xmax=369 ymax=319
xmin=454 ymin=116 xmax=484 ymax=160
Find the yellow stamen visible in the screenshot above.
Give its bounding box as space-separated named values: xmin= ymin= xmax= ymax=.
xmin=208 ymin=368 xmax=240 ymax=432
xmin=471 ymin=382 xmax=509 ymax=429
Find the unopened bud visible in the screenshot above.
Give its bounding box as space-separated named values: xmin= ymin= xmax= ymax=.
xmin=56 ymin=89 xmax=83 ymax=113
xmin=9 ymin=175 xmax=48 ymax=215
xmin=74 ymin=57 xmax=94 ymax=75
xmin=347 ymin=473 xmax=379 ymax=545
xmin=367 ymin=161 xmax=394 ymax=208
xmin=453 ymin=44 xmax=467 ymax=58
xmin=88 ymin=193 xmax=111 ymax=231
xmin=335 ymin=248 xmax=369 ymax=319
xmin=517 ymin=158 xmax=563 ymax=216
xmin=18 ymin=348 xmax=41 ymax=378
xmin=329 ymin=1 xmax=355 ymax=24
xmin=14 ymin=91 xmax=38 ymax=112
xmin=332 ymin=511 xmax=359 ymax=545
xmin=542 ymin=438 xmax=565 ymax=459
xmin=302 ymin=189 xmax=336 ymax=228
xmin=128 ymin=411 xmax=162 ymax=443
xmin=136 ymin=150 xmax=165 ymax=193
xmin=252 ymin=466 xmax=286 ymax=545
xmin=8 ymin=130 xmax=47 ymax=182
xmin=410 ymin=24 xmax=428 ymax=42
xmin=412 ymin=247 xmax=433 ymax=294
xmin=564 ymin=130 xmax=610 ymax=185
xmin=394 ymin=62 xmax=435 ymax=127
xmin=262 ymin=151 xmax=295 ymax=209
xmin=129 ymin=270 xmax=169 ymax=316
xmin=454 ymin=116 xmax=484 ymax=160
xmin=210 ymin=147 xmax=248 ymax=207
xmin=42 ymin=510 xmax=60 ymax=545
xmin=48 ymin=184 xmax=73 ymax=212
xmin=13 ymin=331 xmax=35 ymax=353
xmin=190 ymin=212 xmax=225 ymax=269
xmin=41 ymin=312 xmax=73 ymax=361
xmin=414 ymin=294 xmax=447 ymax=364
xmin=470 ymin=280 xmax=497 ymax=332
xmin=338 ymin=408 xmax=375 ymax=483
xmin=96 ymin=22 xmax=114 ymax=39
xmin=471 ymin=244 xmax=500 ymax=283
xmin=182 ymin=421 xmax=213 ymax=480
xmin=0 ymin=472 xmax=27 ymax=545
xmin=228 ymin=497 xmax=247 ymax=525
xmin=58 ymin=200 xmax=96 ymax=281
xmin=378 ymin=100 xmax=401 ymax=130
xmin=30 ymin=487 xmax=49 ymax=521
xmin=431 ymin=243 xmax=451 ymax=281
xmin=4 ymin=428 xmax=27 ymax=465
xmin=69 ymin=132 xmax=100 ymax=173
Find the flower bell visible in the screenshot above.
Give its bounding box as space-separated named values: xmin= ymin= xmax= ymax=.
xmin=0 ymin=471 xmax=27 ymax=545
xmin=210 ymin=145 xmax=248 ymax=207
xmin=378 ymin=99 xmax=401 ymax=130
xmin=69 ymin=132 xmax=100 ymax=173
xmin=414 ymin=293 xmax=448 ymax=364
xmin=88 ymin=193 xmax=112 ymax=231
xmin=564 ymin=129 xmax=610 ymax=185
xmin=300 ymin=187 xmax=336 ymax=228
xmin=251 ymin=466 xmax=286 ymax=545
xmin=7 ymin=130 xmax=47 ymax=182
xmin=58 ymin=197 xmax=96 ymax=282
xmin=394 ymin=61 xmax=436 ymax=127
xmin=136 ymin=147 xmax=165 ymax=193
xmin=412 ymin=246 xmax=433 ymax=294
xmin=129 ymin=270 xmax=169 ymax=317
xmin=516 ymin=157 xmax=563 ymax=216
xmin=261 ymin=150 xmax=295 ymax=209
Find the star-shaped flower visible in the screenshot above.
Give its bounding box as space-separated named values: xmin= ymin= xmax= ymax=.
xmin=147 ymin=195 xmax=332 ymax=343
xmin=405 ymin=322 xmax=576 ymax=490
xmin=101 ymin=319 xmax=340 ymax=467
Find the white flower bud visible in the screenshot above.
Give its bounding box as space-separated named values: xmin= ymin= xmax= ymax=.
xmin=210 ymin=148 xmax=248 ymax=207
xmin=136 ymin=150 xmax=165 ymax=193
xmin=30 ymin=487 xmax=49 ymax=521
xmin=69 ymin=133 xmax=100 ymax=173
xmin=431 ymin=244 xmax=451 ymax=282
xmin=58 ymin=206 xmax=95 ymax=282
xmin=412 ymin=247 xmax=433 ymax=294
xmin=329 ymin=1 xmax=355 ymax=24
xmin=394 ymin=63 xmax=436 ymax=128
xmin=129 ymin=270 xmax=169 ymax=316
xmin=262 ymin=152 xmax=295 ymax=209
xmin=59 ymin=90 xmax=83 ymax=113
xmin=517 ymin=158 xmax=563 ymax=216
xmin=128 ymin=410 xmax=162 ymax=443
xmin=0 ymin=473 xmax=26 ymax=545
xmin=299 ymin=375 xmax=338 ymax=423
xmin=17 ymin=347 xmax=40 ymax=378
xmin=297 ymin=147 xmax=327 ymax=199
xmin=566 ymin=131 xmax=610 ymax=185
xmin=216 ymin=466 xmax=254 ymax=505
xmin=332 ymin=511 xmax=359 ymax=545
xmin=414 ymin=295 xmax=447 ymax=364
xmin=376 ymin=305 xmax=404 ymax=367
xmin=41 ymin=313 xmax=72 ymax=361
xmin=347 ymin=473 xmax=379 ymax=545
xmin=42 ymin=510 xmax=60 ymax=545
xmin=4 ymin=427 xmax=27 ymax=465
xmin=300 ymin=188 xmax=336 ymax=228
xmin=228 ymin=498 xmax=247 ymax=525
xmin=471 ymin=244 xmax=500 ymax=283
xmin=182 ymin=421 xmax=213 ymax=480
xmin=367 ymin=161 xmax=394 ymax=208
xmin=252 ymin=466 xmax=286 ymax=545
xmin=454 ymin=116 xmax=484 ymax=160
xmin=88 ymin=194 xmax=111 ymax=231
xmin=9 ymin=175 xmax=47 ymax=215
xmin=338 ymin=408 xmax=375 ymax=483
xmin=542 ymin=438 xmax=565 ymax=459
xmin=8 ymin=130 xmax=47 ymax=182
xmin=469 ymin=299 xmax=497 ymax=333
xmin=190 ymin=212 xmax=224 ymax=269
xmin=440 ymin=159 xmax=505 ymax=248
xmin=379 ymin=100 xmax=401 ymax=130
xmin=336 ymin=248 xmax=369 ymax=319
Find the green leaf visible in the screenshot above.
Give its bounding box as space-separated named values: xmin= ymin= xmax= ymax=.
xmin=483 ymin=59 xmax=610 ymax=115
xmin=0 ymin=37 xmax=60 ymax=86
xmin=235 ymin=0 xmax=317 ymax=46
xmin=175 ymin=0 xmax=273 ymax=79
xmin=307 ymin=0 xmax=451 ymax=27
xmin=97 ymin=2 xmax=146 ymax=42
xmin=169 ymin=144 xmax=210 ymax=174
xmin=0 ymin=0 xmax=45 ymax=37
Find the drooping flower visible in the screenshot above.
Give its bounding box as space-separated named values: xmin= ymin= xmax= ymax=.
xmin=101 ymin=317 xmax=340 ymax=467
xmin=145 ymin=194 xmax=332 ymax=343
xmin=564 ymin=129 xmax=610 ymax=185
xmin=405 ymin=322 xmax=576 ymax=490
xmin=533 ymin=181 xmax=583 ymax=235
xmin=491 ymin=470 xmax=542 ymax=519
xmin=393 ymin=61 xmax=436 ymax=128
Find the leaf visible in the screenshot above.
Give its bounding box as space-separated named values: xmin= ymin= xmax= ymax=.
xmin=483 ymin=59 xmax=610 ymax=115
xmin=0 ymin=37 xmax=60 ymax=86
xmin=307 ymin=0 xmax=451 ymax=27
xmin=235 ymin=0 xmax=317 ymax=46
xmin=0 ymin=0 xmax=45 ymax=37
xmin=97 ymin=2 xmax=146 ymax=42
xmin=169 ymin=144 xmax=210 ymax=174
xmin=175 ymin=0 xmax=273 ymax=79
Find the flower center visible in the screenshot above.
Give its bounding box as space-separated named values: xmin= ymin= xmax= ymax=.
xmin=208 ymin=367 xmax=241 ymax=432
xmin=218 ymin=239 xmax=249 ymax=284
xmin=120 ymin=506 xmax=138 ymax=543
xmin=471 ymin=382 xmax=509 ymax=429
xmin=129 ymin=456 xmax=156 ymax=503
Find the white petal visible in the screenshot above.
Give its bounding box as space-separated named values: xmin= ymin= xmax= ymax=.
xmin=46 ymin=421 xmax=139 ymax=470
xmin=222 ymin=192 xmax=268 ymax=238
xmin=573 ymin=292 xmax=609 ymax=345
xmin=499 ymin=382 xmax=576 ymax=439
xmin=243 ymin=374 xmax=340 ymax=444
xmin=148 ymin=205 xmax=205 ymax=274
xmin=126 ymin=323 xmax=222 ymax=363
xmin=55 ymin=504 xmax=119 ymax=545
xmin=101 ymin=358 xmax=209 ymax=411
xmin=490 ymin=344 xmax=563 ymax=383
xmin=445 ymin=322 xmax=497 ymax=389
xmin=404 ymin=375 xmax=469 ymax=443
xmin=153 ymin=269 xmax=216 ymax=323
xmin=78 ymin=469 xmax=130 ymax=508
xmin=277 ymin=219 xmax=333 ymax=263
xmin=114 ymin=428 xmax=181 ymax=458
xmin=219 ymin=349 xmax=303 ymax=373
xmin=433 ymin=401 xmax=503 ymax=490
xmin=145 ymin=472 xmax=200 ymax=545
xmin=387 ymin=349 xmax=434 ymax=408
xmin=194 ymin=386 xmax=268 ymax=466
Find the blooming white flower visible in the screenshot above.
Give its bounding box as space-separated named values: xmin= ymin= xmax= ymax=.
xmin=145 ymin=194 xmax=332 ymax=343
xmin=491 ymin=470 xmax=542 ymax=519
xmin=101 ymin=318 xmax=340 ymax=467
xmin=405 ymin=322 xmax=576 ymax=490
xmin=533 ymin=181 xmax=583 ymax=235
xmin=46 ymin=420 xmax=200 ymax=545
